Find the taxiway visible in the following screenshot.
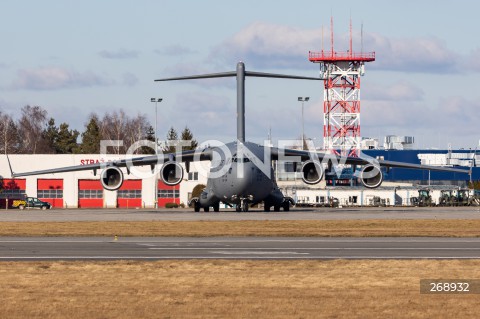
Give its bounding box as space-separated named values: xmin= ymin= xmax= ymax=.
xmin=0 ymin=206 xmax=479 ymax=222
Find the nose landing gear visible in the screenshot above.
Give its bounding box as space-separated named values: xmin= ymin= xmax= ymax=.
xmin=235 ymin=199 xmax=249 ymax=212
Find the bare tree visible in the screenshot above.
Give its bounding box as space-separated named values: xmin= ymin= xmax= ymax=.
xmin=17 ymin=105 xmax=48 ymax=154
xmin=124 ymin=113 xmax=151 ymax=154
xmin=0 ymin=112 xmax=20 ymax=154
xmin=99 ymin=110 xmax=128 ymax=154
xmin=98 ymin=110 xmax=151 ymax=154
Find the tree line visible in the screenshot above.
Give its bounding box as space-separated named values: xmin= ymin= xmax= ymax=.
xmin=0 ymin=105 xmax=197 ymax=155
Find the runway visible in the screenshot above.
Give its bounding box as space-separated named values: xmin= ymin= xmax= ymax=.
xmin=1 ymin=237 xmax=480 ymax=260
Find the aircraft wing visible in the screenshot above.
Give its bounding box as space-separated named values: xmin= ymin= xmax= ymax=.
xmin=271 ymin=147 xmax=470 ymax=174
xmin=11 ymin=148 xmax=213 ymax=178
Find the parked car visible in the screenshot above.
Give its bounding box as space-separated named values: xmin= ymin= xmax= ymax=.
xmin=18 ymin=197 xmax=52 ymax=210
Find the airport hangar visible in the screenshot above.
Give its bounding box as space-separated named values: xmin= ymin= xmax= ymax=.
xmin=0 ymin=149 xmax=477 ymax=209
xmin=0 ymin=154 xmax=196 ymax=209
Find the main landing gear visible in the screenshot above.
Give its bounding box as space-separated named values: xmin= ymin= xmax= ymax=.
xmin=193 ymin=201 xmax=220 ymax=212
xmin=264 ymin=201 xmax=290 ymax=212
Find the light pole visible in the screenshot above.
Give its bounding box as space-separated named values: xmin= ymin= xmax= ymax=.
xmin=150 ymin=98 xmax=162 ymax=154
xmin=150 ymin=98 xmax=162 ymax=209
xmin=298 ymin=97 xmax=309 ymax=150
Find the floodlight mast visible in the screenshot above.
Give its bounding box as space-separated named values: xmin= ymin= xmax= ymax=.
xmin=155 ymin=62 xmax=323 ymax=143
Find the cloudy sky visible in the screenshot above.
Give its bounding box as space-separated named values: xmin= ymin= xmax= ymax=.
xmin=1 ymin=0 xmax=479 ymax=149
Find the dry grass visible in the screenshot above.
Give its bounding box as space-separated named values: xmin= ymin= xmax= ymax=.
xmin=0 ymin=260 xmax=479 ymax=319
xmin=0 ymin=219 xmax=479 ymax=237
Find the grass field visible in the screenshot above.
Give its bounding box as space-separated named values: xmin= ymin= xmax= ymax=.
xmin=0 ymin=260 xmax=479 ymax=319
xmin=0 ymin=219 xmax=479 ymax=237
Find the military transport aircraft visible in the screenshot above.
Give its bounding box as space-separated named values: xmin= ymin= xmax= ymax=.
xmin=11 ymin=62 xmax=468 ymax=212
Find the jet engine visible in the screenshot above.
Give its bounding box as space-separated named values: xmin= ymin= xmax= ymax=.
xmin=100 ymin=166 xmax=124 ymax=191
xmin=301 ymin=160 xmax=324 ymax=185
xmin=160 ymin=161 xmax=184 ymax=186
xmin=359 ymin=164 xmax=383 ymax=188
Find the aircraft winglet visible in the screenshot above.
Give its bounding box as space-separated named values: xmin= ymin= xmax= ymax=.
xmin=5 ymin=153 xmax=15 ymax=178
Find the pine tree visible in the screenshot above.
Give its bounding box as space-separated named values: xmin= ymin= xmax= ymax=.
xmin=42 ymin=118 xmax=58 ymax=153
xmin=78 ymin=115 xmax=101 ymax=154
xmin=165 ymin=127 xmax=178 ymax=153
xmin=180 ymin=126 xmax=198 ymax=151
xmin=56 ymin=123 xmax=79 ymax=153
xmin=140 ymin=125 xmax=156 ymax=154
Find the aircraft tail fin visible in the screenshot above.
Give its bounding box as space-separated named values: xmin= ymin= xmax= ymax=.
xmin=155 ymin=62 xmax=324 ymax=143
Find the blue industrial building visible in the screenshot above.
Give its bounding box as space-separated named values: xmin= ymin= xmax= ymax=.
xmin=362 ymin=149 xmax=478 ymax=186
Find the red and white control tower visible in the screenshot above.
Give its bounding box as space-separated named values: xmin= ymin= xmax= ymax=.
xmin=309 ymin=20 xmax=375 ymax=157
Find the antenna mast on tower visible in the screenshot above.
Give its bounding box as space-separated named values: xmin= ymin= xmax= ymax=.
xmin=309 ymin=18 xmax=375 ymax=157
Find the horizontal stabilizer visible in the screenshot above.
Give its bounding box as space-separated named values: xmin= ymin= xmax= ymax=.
xmin=155 ymin=69 xmax=323 ymax=82
xmin=245 ymin=71 xmax=323 ymax=81
xmin=155 ymin=71 xmax=236 ymax=82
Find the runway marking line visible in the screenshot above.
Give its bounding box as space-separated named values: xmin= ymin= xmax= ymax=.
xmin=210 ymin=251 xmax=310 ymax=255
xmin=146 ymin=247 xmax=480 ymax=250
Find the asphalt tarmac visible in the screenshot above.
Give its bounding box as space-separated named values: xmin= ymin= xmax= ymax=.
xmin=0 ymin=206 xmax=479 ymax=222
xmin=0 ymin=237 xmax=480 ymax=260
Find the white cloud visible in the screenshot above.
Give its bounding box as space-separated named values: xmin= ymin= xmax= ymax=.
xmin=165 ymin=91 xmax=235 ymax=140
xmin=364 ymin=33 xmax=459 ymax=73
xmin=155 ymin=45 xmax=196 ymax=56
xmin=98 ymin=48 xmax=139 ymax=59
xmin=175 ymin=91 xmax=231 ymax=115
xmin=213 ymin=22 xmax=320 ymax=69
xmin=439 ymin=96 xmax=480 ymax=133
xmin=160 ymin=63 xmax=236 ymax=89
xmin=122 ymin=72 xmax=139 ymax=87
xmin=361 ymin=95 xmax=480 ymax=147
xmin=213 ymin=22 xmax=461 ymax=74
xmin=366 ymin=81 xmax=424 ymax=101
xmin=11 ymin=67 xmax=114 ymax=90
xmin=464 ymin=48 xmax=480 ymax=71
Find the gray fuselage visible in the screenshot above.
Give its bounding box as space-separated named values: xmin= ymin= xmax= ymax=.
xmin=198 ymin=141 xmax=284 ymax=208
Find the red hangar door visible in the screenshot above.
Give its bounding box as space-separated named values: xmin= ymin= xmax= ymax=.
xmin=0 ymin=178 xmax=26 ymax=199
xmin=157 ymin=181 xmax=180 ymax=207
xmin=78 ymin=180 xmax=104 ymax=208
xmin=117 ymin=180 xmax=142 ymax=208
xmin=37 ymin=179 xmax=63 ymax=208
